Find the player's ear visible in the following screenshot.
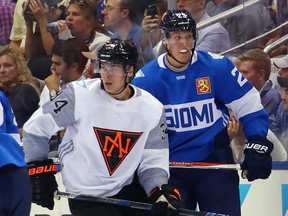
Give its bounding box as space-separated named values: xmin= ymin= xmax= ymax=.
xmin=127 ymin=66 xmax=134 ymax=77
xmin=126 ymin=66 xmax=134 ymax=82
xmin=162 ymin=39 xmax=168 ymax=48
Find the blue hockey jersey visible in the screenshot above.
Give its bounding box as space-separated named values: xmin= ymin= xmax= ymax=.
xmin=132 ymin=51 xmax=269 ymax=161
xmin=0 ymin=91 xmax=25 ymax=168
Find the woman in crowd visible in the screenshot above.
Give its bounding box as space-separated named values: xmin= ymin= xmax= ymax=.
xmin=57 ymin=0 xmax=110 ymax=53
xmin=0 ymin=45 xmax=40 ymax=138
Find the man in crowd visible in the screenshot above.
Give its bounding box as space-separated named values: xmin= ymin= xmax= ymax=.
xmin=270 ymin=55 xmax=288 ymax=153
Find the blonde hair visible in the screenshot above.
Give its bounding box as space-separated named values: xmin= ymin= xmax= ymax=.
xmin=237 ymin=48 xmax=271 ymax=81
xmin=0 ymin=45 xmax=40 ymax=94
xmin=68 ymin=0 xmax=97 ymax=30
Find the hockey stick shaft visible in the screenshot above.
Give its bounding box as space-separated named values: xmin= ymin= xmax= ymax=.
xmin=169 ymin=162 xmax=248 ymax=181
xmin=55 ymin=191 xmax=228 ymax=216
xmin=169 ymin=162 xmax=241 ymax=170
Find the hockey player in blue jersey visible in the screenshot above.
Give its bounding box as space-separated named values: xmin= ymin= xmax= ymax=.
xmin=0 ymin=91 xmax=32 ymax=215
xmin=132 ymin=9 xmax=274 ymax=216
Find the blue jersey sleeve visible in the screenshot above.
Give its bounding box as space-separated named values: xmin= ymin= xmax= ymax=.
xmin=0 ymin=91 xmax=19 ymax=134
xmin=210 ymin=55 xmax=269 ymax=139
xmin=0 ymin=91 xmax=25 ymax=167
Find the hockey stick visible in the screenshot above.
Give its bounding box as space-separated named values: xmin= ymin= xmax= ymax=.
xmin=169 ymin=161 xmax=248 ymax=178
xmin=54 ymin=191 xmax=228 ymax=216
xmin=169 ymin=162 xmax=241 ymax=170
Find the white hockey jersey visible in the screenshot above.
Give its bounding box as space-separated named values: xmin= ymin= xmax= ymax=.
xmin=23 ymin=79 xmax=169 ymax=196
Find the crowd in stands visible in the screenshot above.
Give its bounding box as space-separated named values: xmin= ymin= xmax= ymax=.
xmin=0 ymin=0 xmax=288 ymax=159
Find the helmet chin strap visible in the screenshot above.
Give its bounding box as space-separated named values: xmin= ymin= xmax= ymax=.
xmin=100 ymin=76 xmax=129 ymax=96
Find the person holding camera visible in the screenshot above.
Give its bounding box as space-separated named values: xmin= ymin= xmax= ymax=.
xmin=23 ymin=0 xmax=66 ymax=61
xmin=23 ymin=0 xmax=67 ymax=81
xmin=141 ymin=0 xmax=167 ymax=64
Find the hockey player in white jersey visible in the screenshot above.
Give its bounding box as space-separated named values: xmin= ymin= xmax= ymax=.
xmin=23 ymin=39 xmax=181 ymax=216
xmin=132 ymin=9 xmax=274 ymax=216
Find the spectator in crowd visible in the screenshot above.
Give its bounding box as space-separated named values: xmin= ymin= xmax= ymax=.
xmin=57 ymin=0 xmax=110 ymax=54
xmin=270 ymin=55 xmax=288 ymax=153
xmin=39 ymin=38 xmax=90 ymax=105
xmin=176 ymin=0 xmax=231 ymax=53
xmin=95 ymin=0 xmax=105 ymax=24
xmin=205 ymin=0 xmax=226 ymax=17
xmin=275 ymin=0 xmax=288 ymax=25
xmin=23 ymin=0 xmax=67 ymax=81
xmin=9 ymin=0 xmax=68 ymax=57
xmin=0 ymin=0 xmax=15 ymax=45
xmin=237 ymin=48 xmax=281 ymax=118
xmin=141 ymin=0 xmax=168 ymax=63
xmin=0 ymin=91 xmax=32 ymax=216
xmin=35 ymin=38 xmax=91 ymax=154
xmin=0 ymin=45 xmax=39 ymax=138
xmin=133 ymin=9 xmax=274 ymax=216
xmin=206 ymin=0 xmax=275 ymax=51
xmin=22 ymin=38 xmax=181 ymax=215
xmin=102 ymin=0 xmax=143 ymax=66
xmin=102 ymin=0 xmax=142 ymax=48
xmin=265 ymin=25 xmax=288 ymax=58
xmin=9 ymin=0 xmax=26 ymax=52
xmin=24 ymin=0 xmax=66 ymax=60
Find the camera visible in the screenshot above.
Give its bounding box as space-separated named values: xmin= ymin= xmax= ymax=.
xmin=24 ymin=0 xmax=62 ymax=21
xmin=24 ymin=0 xmax=36 ymax=22
xmin=146 ymin=4 xmax=157 ymax=18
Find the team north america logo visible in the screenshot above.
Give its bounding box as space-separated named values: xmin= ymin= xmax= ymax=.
xmin=93 ymin=127 xmax=143 ymax=175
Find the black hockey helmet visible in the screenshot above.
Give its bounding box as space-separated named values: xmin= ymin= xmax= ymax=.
xmin=97 ymin=38 xmax=138 ymax=71
xmin=160 ymin=9 xmax=197 ymax=39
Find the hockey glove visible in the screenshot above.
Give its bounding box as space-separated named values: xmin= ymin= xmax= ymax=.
xmin=27 ymin=159 xmax=58 ymax=210
xmin=241 ymin=136 xmax=273 ymax=182
xmin=149 ymin=184 xmax=181 ymax=216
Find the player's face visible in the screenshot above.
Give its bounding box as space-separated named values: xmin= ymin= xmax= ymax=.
xmin=0 ymin=54 xmax=19 ymax=87
xmin=100 ymin=62 xmax=130 ymax=94
xmin=165 ymin=31 xmax=194 ymax=66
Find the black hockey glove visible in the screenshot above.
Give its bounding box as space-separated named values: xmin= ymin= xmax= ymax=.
xmin=149 ymin=184 xmax=181 ymax=216
xmin=27 ymin=159 xmax=58 ymax=210
xmin=241 ymin=136 xmax=273 ymax=182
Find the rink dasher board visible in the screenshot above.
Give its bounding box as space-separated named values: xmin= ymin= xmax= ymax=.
xmin=30 ymin=161 xmax=288 ymax=216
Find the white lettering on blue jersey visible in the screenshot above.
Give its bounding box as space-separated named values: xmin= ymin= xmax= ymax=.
xmin=165 ymin=99 xmax=222 ymax=132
